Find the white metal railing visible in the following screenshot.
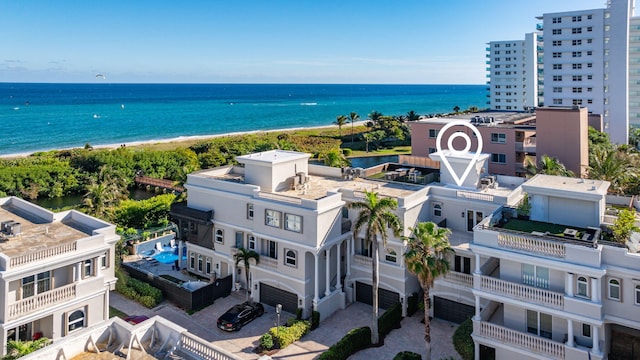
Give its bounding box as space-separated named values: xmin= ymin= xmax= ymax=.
xmin=444 ymin=272 xmax=473 ymax=287
xmin=180 ymin=333 xmax=239 ymax=360
xmin=8 ymin=283 xmax=76 ymax=320
xmin=259 ymin=256 xmax=278 ymax=269
xmin=479 ymin=275 xmax=563 ymax=309
xmin=478 ymin=321 xmax=564 ymax=359
xmin=497 ymin=232 xmax=566 ymax=258
xmin=10 ymin=241 xmax=77 ymax=268
xmin=457 ymin=191 xmax=494 ymax=202
xmin=353 ymin=254 xmax=373 ymax=267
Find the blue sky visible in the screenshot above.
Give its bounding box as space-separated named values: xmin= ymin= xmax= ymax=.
xmin=0 ymin=0 xmax=615 ymax=84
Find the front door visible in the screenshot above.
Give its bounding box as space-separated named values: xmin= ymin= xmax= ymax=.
xmin=467 ymin=210 xmax=484 ymax=231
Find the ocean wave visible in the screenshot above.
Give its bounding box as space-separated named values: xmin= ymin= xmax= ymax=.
xmin=300 ymin=102 xmax=317 ymax=106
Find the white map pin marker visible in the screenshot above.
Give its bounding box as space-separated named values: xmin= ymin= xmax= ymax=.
xmin=435 ymin=120 xmax=483 ymax=187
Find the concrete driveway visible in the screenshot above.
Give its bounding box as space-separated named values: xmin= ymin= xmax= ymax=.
xmin=110 ymin=290 xmax=460 ymax=360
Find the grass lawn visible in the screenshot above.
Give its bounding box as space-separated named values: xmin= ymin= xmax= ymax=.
xmin=109 ymin=306 xmax=128 ymax=320
xmin=349 ymin=146 xmax=412 ymax=157
xmin=502 ymin=219 xmax=584 ymax=237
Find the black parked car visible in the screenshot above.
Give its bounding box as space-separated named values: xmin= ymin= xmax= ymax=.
xmin=217 ymin=301 xmax=265 ymax=331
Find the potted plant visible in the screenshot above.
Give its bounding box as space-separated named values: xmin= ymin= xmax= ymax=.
xmin=517 ymin=193 xmax=531 ymax=220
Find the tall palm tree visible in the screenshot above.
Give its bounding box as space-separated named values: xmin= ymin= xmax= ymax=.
xmin=404 ymin=222 xmax=453 ymax=360
xmin=334 ymin=115 xmax=348 ymax=137
xmin=525 ymin=155 xmax=575 ymax=178
xmin=234 ymin=247 xmax=259 ymax=303
xmin=589 ymin=146 xmax=638 ymax=194
xmin=453 ymin=106 xmax=461 ymax=114
xmin=350 ymin=191 xmax=402 ymax=344
xmin=349 ymin=112 xmax=360 ymax=144
xmin=321 ymin=148 xmax=349 ymax=168
xmin=406 ymin=110 xmax=420 ymax=122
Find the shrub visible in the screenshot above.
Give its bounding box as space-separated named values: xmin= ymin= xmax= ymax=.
xmin=311 ymin=310 xmax=320 ymax=330
xmin=270 ymin=320 xmax=311 ymax=349
xmin=128 ymin=278 xmax=163 ymax=305
xmin=393 ymin=351 xmax=422 ymax=360
xmin=378 ymin=301 xmax=402 ymax=337
xmin=318 ymin=326 xmax=371 ymax=360
xmin=260 ymin=333 xmax=274 ymax=350
xmin=342 ymin=148 xmax=352 ymax=156
xmin=453 ymin=318 xmax=474 ymax=360
xmin=407 ymin=292 xmax=419 ymax=317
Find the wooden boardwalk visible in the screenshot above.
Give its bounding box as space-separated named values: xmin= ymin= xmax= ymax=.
xmin=134 ymin=176 xmax=184 ymax=193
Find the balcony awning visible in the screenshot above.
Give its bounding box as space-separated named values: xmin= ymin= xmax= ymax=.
xmin=169 ymin=203 xmax=213 ymax=225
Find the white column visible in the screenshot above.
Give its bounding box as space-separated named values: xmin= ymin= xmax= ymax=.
xmin=336 ymin=243 xmax=342 ymax=291
xmin=474 ymin=342 xmax=480 ymax=360
xmin=567 ymin=273 xmax=574 ymax=297
xmin=474 ymin=295 xmax=481 ymax=320
xmin=593 ymin=325 xmax=601 ymax=354
xmin=231 ymin=264 xmax=236 ymax=287
xmin=178 ymin=240 xmax=185 ymax=269
xmin=95 ymin=257 xmax=101 ymax=277
xmin=567 ymin=319 xmax=574 ymax=347
xmin=346 ymin=239 xmax=351 ymax=276
xmin=75 ymin=262 xmax=82 ymax=282
xmin=325 ymin=248 xmax=331 ymax=297
xmin=474 ymin=253 xmax=481 ymax=274
xmin=314 ymin=252 xmax=320 ymax=304
xmin=591 ymin=277 xmax=601 ymax=303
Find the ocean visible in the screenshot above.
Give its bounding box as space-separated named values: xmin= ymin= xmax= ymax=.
xmin=0 ymin=83 xmax=486 ymax=156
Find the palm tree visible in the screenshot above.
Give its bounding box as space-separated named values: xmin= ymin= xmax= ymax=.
xmin=368 ymin=111 xmax=384 ymax=127
xmin=349 ymin=112 xmax=360 ymax=144
xmin=350 ymin=191 xmax=402 ymax=344
xmin=453 ymin=105 xmax=461 ymax=114
xmin=406 ymin=110 xmax=420 ymax=122
xmin=525 ymin=155 xmax=575 ymax=178
xmin=404 ymin=222 xmax=453 ymax=360
xmin=234 ymin=247 xmax=259 ymax=303
xmin=589 ymin=146 xmax=638 ymax=194
xmin=321 ymin=148 xmax=349 ymax=167
xmin=83 ymin=180 xmax=116 ymax=218
xmin=334 ymin=115 xmax=348 ymax=137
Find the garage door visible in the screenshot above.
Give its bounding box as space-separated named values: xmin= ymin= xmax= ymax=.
xmin=355 ymin=282 xmax=399 ymax=309
xmin=434 ymin=296 xmax=474 ymax=324
xmin=260 ymin=283 xmax=298 ymax=313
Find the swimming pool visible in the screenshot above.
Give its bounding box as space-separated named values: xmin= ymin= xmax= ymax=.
xmin=152 ymin=250 xmax=187 ymax=264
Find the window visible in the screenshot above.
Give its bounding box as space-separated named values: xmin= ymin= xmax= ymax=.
xmin=37 ymin=271 xmax=51 ymax=293
xmin=572 ymin=87 xmax=583 ymax=93
xmin=608 ymin=278 xmax=620 ymax=301
xmin=552 ymin=17 xmax=562 ymax=23
xmin=206 ymin=258 xmax=211 ymax=274
xmin=83 ymin=259 xmax=93 ymax=278
xmin=572 ymin=15 xmax=582 ymax=22
xmin=553 ymin=75 xmax=563 ymax=81
xmin=552 ymin=29 xmax=562 ymax=35
xmin=553 ymin=99 xmax=563 ymax=105
xmin=583 ymin=324 xmax=591 ymax=337
xmin=428 ymin=129 xmax=439 ymax=138
xmin=587 ymin=26 xmax=593 ymax=32
xmin=491 ymin=133 xmax=506 ymax=144
xmin=198 ymin=255 xmax=203 ymax=272
xmin=573 ymin=75 xmax=583 ymax=81
xmin=572 ymin=27 xmax=582 ymax=34
xmin=587 ymin=51 xmax=592 ymax=56
xmin=553 ymin=87 xmax=562 ymax=93
xmin=572 ymin=63 xmax=582 ymax=70
xmin=527 ymin=310 xmax=552 ymax=339
xmin=552 ymin=52 xmax=562 ymax=58
xmin=494 ymin=50 xmax=500 ymax=54
xmin=635 ymin=285 xmax=640 ymax=304
xmin=573 ymin=99 xmax=583 ymax=106
xmin=247 ymin=235 xmax=256 ymax=250
xmin=21 ymin=275 xmax=35 ymax=298
xmin=101 ymin=252 xmax=108 ymax=269
xmin=572 ymin=52 xmax=582 ymax=58
xmin=262 ymin=239 xmax=277 ymax=259
xmin=68 ymin=310 xmax=85 ymax=333
xmin=577 ymin=276 xmax=589 ymax=297
xmin=235 ymin=231 xmax=243 ymax=248
xmin=247 ymin=203 xmax=254 ymax=219
xmin=428 ymin=147 xmax=436 ymax=154
xmin=385 ymin=249 xmax=397 ymax=263
xmin=285 ymin=249 xmax=297 ymax=267
xmin=572 ymin=39 xmax=582 ymax=46
xmin=587 ymin=14 xmax=592 ymax=20
xmin=215 ymin=229 xmax=224 ymax=244
xmin=587 ymin=63 xmax=593 ymax=68
xmin=190 ymin=253 xmax=195 ymax=269
xmin=433 ymin=203 xmax=442 ymax=217
xmin=285 ymin=213 xmax=302 ymax=233
xmin=491 ymin=153 xmax=506 ymax=163
xmin=266 ymin=209 xmax=281 ymax=228
xmin=587 ymin=75 xmax=592 ymax=80
xmin=455 ymin=256 xmax=471 ymax=274
xmin=553 ymin=64 xmax=562 ymax=70
xmin=587 ymin=38 xmax=592 ymax=44
xmin=552 ymin=40 xmax=562 ymax=46
xmin=522 ymin=264 xmax=549 ymax=289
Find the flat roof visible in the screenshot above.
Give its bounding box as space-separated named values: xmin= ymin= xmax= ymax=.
xmin=236 ymin=150 xmax=310 ymax=165
xmin=0 ymin=202 xmax=88 ymax=258
xmin=523 ymin=174 xmax=609 ymax=196
xmin=415 ymin=111 xmax=536 ymax=127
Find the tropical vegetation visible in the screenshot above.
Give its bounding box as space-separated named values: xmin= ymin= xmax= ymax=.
xmin=349 ymin=191 xmax=402 ymax=344
xmin=3 ymin=338 xmax=50 ymax=360
xmin=234 ymin=247 xmax=260 ymax=303
xmin=404 ymin=221 xmax=453 ymax=360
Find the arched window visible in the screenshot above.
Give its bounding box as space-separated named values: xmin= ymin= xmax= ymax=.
xmin=215 ymin=229 xmax=224 ymax=244
xmin=285 ymin=249 xmax=297 ymax=267
xmin=608 ymin=279 xmax=620 ymax=301
xmin=577 ymin=276 xmax=589 ymax=297
xmin=68 ymin=310 xmax=85 ymax=332
xmin=385 ymin=249 xmax=397 ymax=263
xmin=198 ymin=255 xmax=203 ymax=272
xmin=433 ymin=203 xmax=442 ymax=217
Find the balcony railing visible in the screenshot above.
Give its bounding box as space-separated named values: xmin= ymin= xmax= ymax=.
xmin=179 ymin=333 xmax=237 ymax=360
xmin=478 ymin=321 xmax=564 ymax=359
xmin=8 ymin=283 xmax=76 ymax=320
xmin=444 ymin=272 xmax=473 ymax=287
xmin=259 ymin=256 xmax=278 ymax=269
xmin=457 ymin=191 xmax=494 ymax=202
xmin=353 ymin=254 xmax=373 ymax=267
xmin=478 ymin=275 xmax=564 ymax=309
xmin=10 ymin=242 xmax=77 ymax=268
xmin=497 ymin=232 xmax=566 ymax=258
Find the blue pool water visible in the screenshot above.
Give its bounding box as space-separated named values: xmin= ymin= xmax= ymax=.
xmin=152 ymin=248 xmax=187 ymax=264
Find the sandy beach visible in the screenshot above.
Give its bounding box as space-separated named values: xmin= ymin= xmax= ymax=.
xmin=0 ymin=121 xmax=369 ymax=159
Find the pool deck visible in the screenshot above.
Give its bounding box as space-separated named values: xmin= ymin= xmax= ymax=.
xmin=122 ymin=254 xmax=206 ymax=284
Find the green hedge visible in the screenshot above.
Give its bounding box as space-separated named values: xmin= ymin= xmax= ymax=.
xmin=318 ymin=326 xmax=371 ymax=360
xmin=453 ymin=318 xmax=474 ymax=360
xmin=311 ymin=310 xmax=320 ymax=330
xmin=261 ymin=320 xmax=311 ymax=351
xmin=378 ymin=301 xmax=402 ymax=337
xmin=115 ymin=267 xmax=163 ymax=308
xmin=393 ymin=351 xmax=422 ymax=360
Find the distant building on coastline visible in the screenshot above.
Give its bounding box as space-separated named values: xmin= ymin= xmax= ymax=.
xmin=486 ymin=0 xmax=634 ymax=144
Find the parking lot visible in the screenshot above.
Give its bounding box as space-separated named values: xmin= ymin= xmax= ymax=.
xmin=110 ymin=290 xmax=460 ymax=359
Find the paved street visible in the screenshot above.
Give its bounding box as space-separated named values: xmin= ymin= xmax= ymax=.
xmin=110 ymin=290 xmax=461 ymax=360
